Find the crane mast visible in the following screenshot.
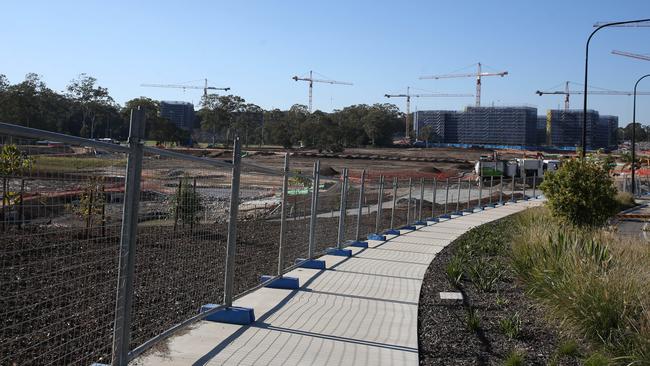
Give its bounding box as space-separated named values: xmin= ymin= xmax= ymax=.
xmin=292 ymin=71 xmax=353 ymax=112
xmin=384 ymin=87 xmax=472 ymax=139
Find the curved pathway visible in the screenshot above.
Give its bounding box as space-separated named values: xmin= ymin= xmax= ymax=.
xmin=136 ymin=200 xmax=542 ymax=366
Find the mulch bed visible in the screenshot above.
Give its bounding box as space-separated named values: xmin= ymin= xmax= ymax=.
xmin=417 ymin=216 xmax=580 ymax=366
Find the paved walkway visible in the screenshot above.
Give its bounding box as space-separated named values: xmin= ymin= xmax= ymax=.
xmin=136 ymin=200 xmax=542 ymax=366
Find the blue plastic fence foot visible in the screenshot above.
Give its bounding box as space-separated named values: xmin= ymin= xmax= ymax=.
xmin=201 ymin=304 xmax=255 ymax=325
xmin=400 ymin=225 xmax=417 ymax=231
xmin=348 ymin=240 xmax=369 ymax=248
xmin=451 ymin=211 xmax=463 ymax=216
xmin=463 ymin=209 xmax=473 ymax=214
xmin=384 ymin=229 xmax=401 ymax=235
xmin=426 ymin=217 xmax=439 ymax=222
xmin=475 ymin=206 xmax=484 ymax=211
xmin=326 ymin=247 xmax=353 ymax=257
xmin=367 ymin=233 xmax=386 ymax=241
xmin=414 ymin=220 xmax=427 ymax=226
xmin=439 ymin=214 xmax=451 ymax=219
xmin=260 ymin=275 xmax=300 ymax=289
xmin=486 ymin=204 xmax=495 ymax=208
xmin=296 ymin=258 xmax=326 ymax=270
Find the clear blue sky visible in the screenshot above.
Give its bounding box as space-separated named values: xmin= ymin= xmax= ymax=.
xmin=2 ymin=0 xmax=650 ymax=125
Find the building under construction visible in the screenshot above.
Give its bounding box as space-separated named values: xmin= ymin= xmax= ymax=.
xmin=545 ymin=109 xmax=618 ymax=149
xmin=414 ymin=106 xmax=538 ymax=146
xmin=414 ymin=106 xmax=618 ymax=149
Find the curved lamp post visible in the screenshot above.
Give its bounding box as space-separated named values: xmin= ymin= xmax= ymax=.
xmin=632 ymin=74 xmax=650 ymax=195
xmin=581 ymin=19 xmax=650 ymax=159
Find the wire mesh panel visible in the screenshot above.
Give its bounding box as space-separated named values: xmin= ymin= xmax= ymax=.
xmin=281 ymin=170 xmax=313 ymax=270
xmin=0 ymin=134 xmax=125 ymax=365
xmin=343 ymin=170 xmax=361 ymax=242
xmin=128 ymin=153 xmax=232 ymax=352
xmin=392 ymin=178 xmax=409 ymax=228
xmin=233 ymin=168 xmax=283 ymax=296
xmin=313 ymin=174 xmax=341 ymax=255
xmin=359 ymin=175 xmax=383 ymax=239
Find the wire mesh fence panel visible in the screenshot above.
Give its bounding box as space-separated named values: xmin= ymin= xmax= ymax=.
xmin=128 ymin=153 xmax=232 ymax=353
xmin=359 ymin=175 xmax=383 ymax=239
xmin=0 ymin=134 xmax=125 ymax=365
xmin=280 ymin=170 xmax=313 ymax=270
xmin=314 ymin=175 xmax=342 ymax=255
xmin=233 ymin=169 xmax=283 ymax=296
xmin=392 ymin=178 xmax=409 ymax=228
xmin=343 ymin=171 xmax=361 ymax=243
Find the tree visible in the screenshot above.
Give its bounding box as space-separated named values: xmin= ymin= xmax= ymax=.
xmin=540 ymin=158 xmax=618 ymax=227
xmin=171 ymin=177 xmax=203 ymax=227
xmin=198 ymin=94 xmax=246 ymax=145
xmin=67 ymin=74 xmax=114 ymax=138
xmin=621 ymin=122 xmax=647 ymax=142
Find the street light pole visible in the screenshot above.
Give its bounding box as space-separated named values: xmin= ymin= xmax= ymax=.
xmin=582 ymin=18 xmax=650 ymax=159
xmin=632 ymin=74 xmax=650 ymax=195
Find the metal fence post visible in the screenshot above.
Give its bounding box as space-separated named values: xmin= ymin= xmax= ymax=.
xmin=522 ymin=169 xmax=527 ymax=199
xmin=308 ymin=160 xmax=320 ymax=259
xmin=418 ymin=178 xmax=424 ymax=221
xmin=223 ymin=137 xmax=242 ymax=308
xmin=511 ymin=174 xmax=516 ymax=202
xmin=489 ymin=176 xmax=493 ymax=206
xmin=390 ymin=177 xmax=397 ymax=229
xmin=337 ymin=168 xmax=348 ymax=249
xmin=431 ymin=178 xmax=437 ymax=218
xmin=406 ymin=178 xmax=412 ymax=224
xmin=444 ymin=178 xmax=450 ymax=214
xmin=456 ymin=177 xmax=461 ymax=213
xmin=467 ymin=177 xmax=472 ymax=210
xmin=375 ymin=175 xmax=384 ymax=233
xmin=532 ymin=174 xmax=537 ymax=199
xmin=277 ymin=153 xmax=290 ymax=276
xmin=112 ymin=107 xmax=146 ymax=366
xmin=499 ymin=175 xmax=504 ymax=204
xmin=355 ymin=169 xmax=366 ymax=241
xmin=478 ymin=177 xmax=482 ymax=208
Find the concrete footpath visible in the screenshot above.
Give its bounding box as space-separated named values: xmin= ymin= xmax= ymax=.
xmin=135 ymin=200 xmax=542 ymax=366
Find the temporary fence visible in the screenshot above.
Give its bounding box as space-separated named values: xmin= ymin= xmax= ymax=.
xmin=0 ymin=111 xmax=546 ymax=366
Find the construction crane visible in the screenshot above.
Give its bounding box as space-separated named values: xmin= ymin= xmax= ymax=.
xmin=593 ymin=21 xmax=650 ymax=27
xmin=612 ymin=50 xmax=650 ymax=62
xmin=292 ymin=71 xmax=352 ymax=113
xmin=535 ymin=81 xmax=650 ymax=110
xmin=419 ymin=63 xmax=508 ymax=107
xmin=140 ymin=78 xmax=230 ymax=97
xmin=384 ymin=87 xmax=473 ymax=139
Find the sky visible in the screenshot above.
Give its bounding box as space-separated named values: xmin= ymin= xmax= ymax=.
xmin=2 ymin=0 xmax=650 ymax=125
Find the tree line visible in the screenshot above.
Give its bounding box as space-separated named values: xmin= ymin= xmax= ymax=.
xmin=0 ymin=73 xmax=405 ymax=149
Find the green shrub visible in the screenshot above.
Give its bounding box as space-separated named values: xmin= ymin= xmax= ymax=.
xmin=614 ymin=191 xmax=635 ymax=210
xmin=499 ymin=312 xmax=522 ymax=339
xmin=466 ymin=307 xmax=481 ymax=332
xmin=557 ymin=339 xmax=579 ymax=357
xmin=445 ymin=255 xmax=464 ymax=287
xmin=170 ymin=177 xmax=204 ymax=226
xmin=466 ymin=257 xmax=503 ymax=292
xmin=540 ymin=158 xmax=618 ymax=227
xmin=583 ymin=352 xmax=611 ymax=366
xmin=502 ymin=349 xmax=526 ymax=366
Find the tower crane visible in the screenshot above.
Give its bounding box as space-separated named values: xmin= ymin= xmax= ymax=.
xmin=419 ymin=63 xmax=508 ymax=107
xmin=612 ymin=50 xmax=650 ymax=62
xmin=536 ymin=81 xmax=650 ymax=110
xmin=292 ymin=71 xmax=352 ymax=113
xmin=140 ymin=78 xmax=230 ymax=97
xmin=384 ymin=87 xmax=473 ymax=139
